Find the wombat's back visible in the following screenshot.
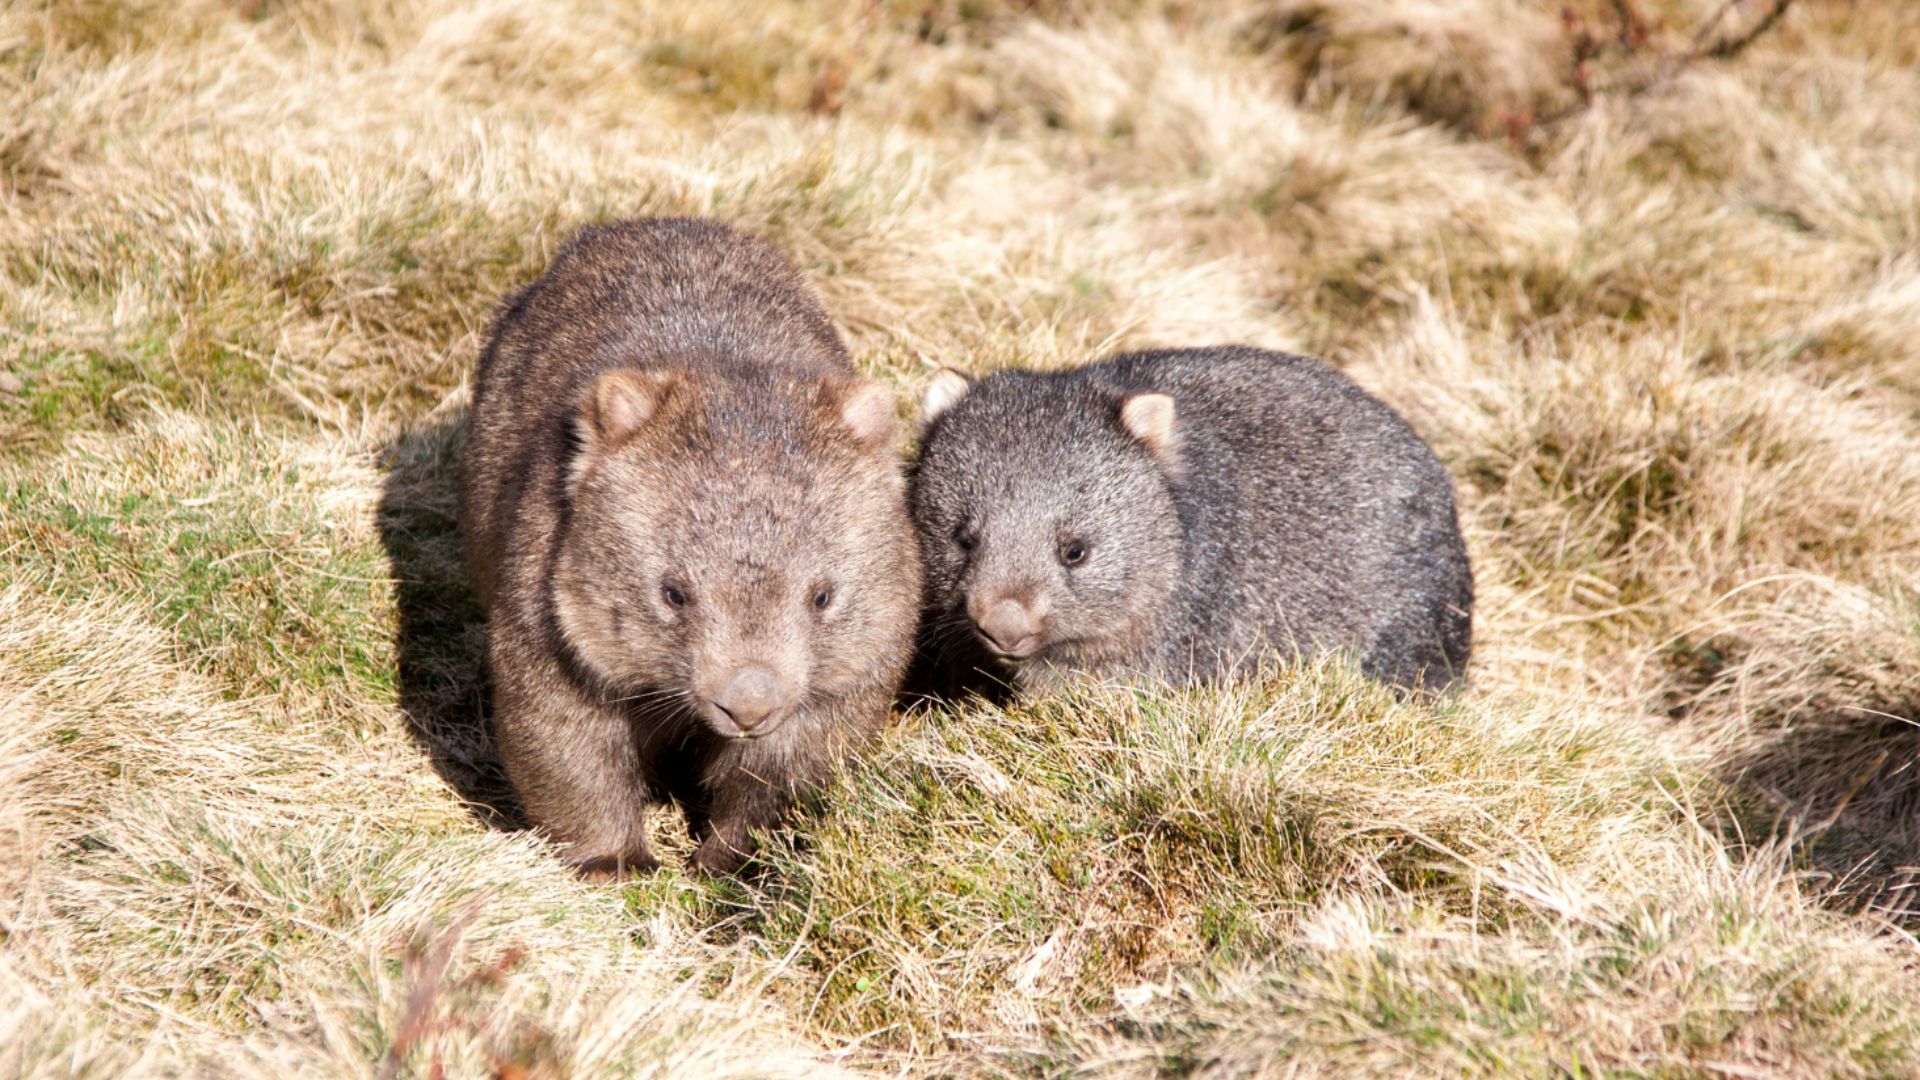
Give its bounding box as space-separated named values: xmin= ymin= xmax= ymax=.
xmin=1098 ymin=347 xmax=1472 ymax=689
xmin=461 ymin=218 xmax=853 ymax=610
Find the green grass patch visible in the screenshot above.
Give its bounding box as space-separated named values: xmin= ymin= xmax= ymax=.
xmin=0 ymin=334 xmax=271 ymax=459
xmin=0 ymin=423 xmax=392 ymax=707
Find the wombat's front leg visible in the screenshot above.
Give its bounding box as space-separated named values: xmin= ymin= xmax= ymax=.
xmin=492 ymin=677 xmax=658 ymax=879
xmin=691 ymin=777 xmax=790 ymax=876
xmin=691 ymin=717 xmax=846 ymax=876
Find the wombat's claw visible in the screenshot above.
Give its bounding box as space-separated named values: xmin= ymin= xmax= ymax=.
xmin=571 ymin=851 xmax=661 ymax=881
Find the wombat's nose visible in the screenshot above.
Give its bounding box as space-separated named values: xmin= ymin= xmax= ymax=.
xmin=975 ymin=598 xmax=1043 ymax=658
xmin=712 ymin=666 xmax=783 ymax=732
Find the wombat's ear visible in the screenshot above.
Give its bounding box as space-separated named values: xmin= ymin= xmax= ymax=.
xmin=838 ymin=381 xmax=899 ymax=453
xmin=1119 ymin=393 xmax=1182 ymax=473
xmin=921 ymin=367 xmax=973 ymax=424
xmin=579 ymin=369 xmax=681 ymax=452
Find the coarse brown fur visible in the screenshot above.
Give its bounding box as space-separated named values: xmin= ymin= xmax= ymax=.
xmin=461 ymin=217 xmax=922 ymax=876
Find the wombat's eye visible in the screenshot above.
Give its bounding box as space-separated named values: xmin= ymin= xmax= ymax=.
xmin=661 ymin=583 xmax=688 ymax=609
xmin=953 ymin=523 xmax=977 ymax=552
xmin=812 ymin=587 xmax=834 ymax=611
xmin=1059 ymin=538 xmax=1089 ymax=567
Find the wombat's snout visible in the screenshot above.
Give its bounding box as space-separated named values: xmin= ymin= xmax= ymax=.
xmin=708 ymin=665 xmax=790 ymax=737
xmin=970 ymin=594 xmax=1048 ymax=659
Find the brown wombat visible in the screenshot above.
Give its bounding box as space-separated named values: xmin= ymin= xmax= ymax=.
xmin=910 ymin=346 xmax=1472 ymax=694
xmin=461 ymin=218 xmax=922 ymax=877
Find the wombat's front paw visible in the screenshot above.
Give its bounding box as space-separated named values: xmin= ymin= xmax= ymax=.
xmin=690 ymin=832 xmax=755 ymax=877
xmin=570 ymin=849 xmax=661 ymax=881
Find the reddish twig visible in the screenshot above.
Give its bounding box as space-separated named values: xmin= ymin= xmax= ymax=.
xmin=1704 ymin=0 xmax=1794 ymax=59
xmin=1609 ymin=0 xmax=1656 ymax=49
xmin=1531 ymin=0 xmax=1795 ymax=132
xmin=378 ymin=901 xmax=484 ymax=1080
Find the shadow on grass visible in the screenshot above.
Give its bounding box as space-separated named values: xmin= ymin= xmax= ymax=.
xmin=376 ymin=406 xmax=523 ymax=830
xmin=1675 ymin=675 xmax=1920 ymax=921
xmin=1731 ymin=705 xmax=1920 ymax=923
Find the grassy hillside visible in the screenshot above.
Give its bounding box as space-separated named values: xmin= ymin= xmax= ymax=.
xmin=5 ymin=0 xmax=1920 ymax=1075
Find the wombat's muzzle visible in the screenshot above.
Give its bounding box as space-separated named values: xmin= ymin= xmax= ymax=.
xmin=706 ymin=664 xmax=794 ymax=738
xmin=971 ymin=596 xmax=1047 ymax=660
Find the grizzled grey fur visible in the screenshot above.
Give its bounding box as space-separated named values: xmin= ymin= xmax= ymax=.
xmin=461 ymin=218 xmax=922 ymax=877
xmin=910 ymin=346 xmax=1472 ymax=693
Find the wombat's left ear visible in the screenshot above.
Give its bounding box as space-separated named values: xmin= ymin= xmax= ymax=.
xmin=1119 ymin=393 xmax=1183 ymax=474
xmin=581 ymin=369 xmax=683 ymax=450
xmin=838 ymin=381 xmax=900 ymax=453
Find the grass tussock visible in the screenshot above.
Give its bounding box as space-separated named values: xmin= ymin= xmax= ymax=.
xmin=4 ymin=0 xmax=1920 ymax=1075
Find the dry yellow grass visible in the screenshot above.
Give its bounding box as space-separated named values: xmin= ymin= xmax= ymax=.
xmin=4 ymin=0 xmax=1920 ymax=1075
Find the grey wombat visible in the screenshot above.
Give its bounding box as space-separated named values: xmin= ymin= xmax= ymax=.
xmin=461 ymin=218 xmax=921 ymax=877
xmin=910 ymin=346 xmax=1471 ymax=693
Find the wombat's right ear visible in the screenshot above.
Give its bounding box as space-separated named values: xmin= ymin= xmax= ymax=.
xmin=921 ymin=367 xmax=973 ymax=424
xmin=578 ymin=369 xmax=681 ymax=454
xmin=838 ymin=381 xmax=900 ymax=453
xmin=1119 ymin=392 xmax=1183 ymax=477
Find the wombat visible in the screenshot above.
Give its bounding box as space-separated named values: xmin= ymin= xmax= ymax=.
xmin=910 ymin=346 xmax=1472 ymax=694
xmin=460 ymin=218 xmax=922 ymax=877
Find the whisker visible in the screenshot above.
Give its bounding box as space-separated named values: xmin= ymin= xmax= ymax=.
xmin=610 ymin=686 xmax=696 ymax=709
